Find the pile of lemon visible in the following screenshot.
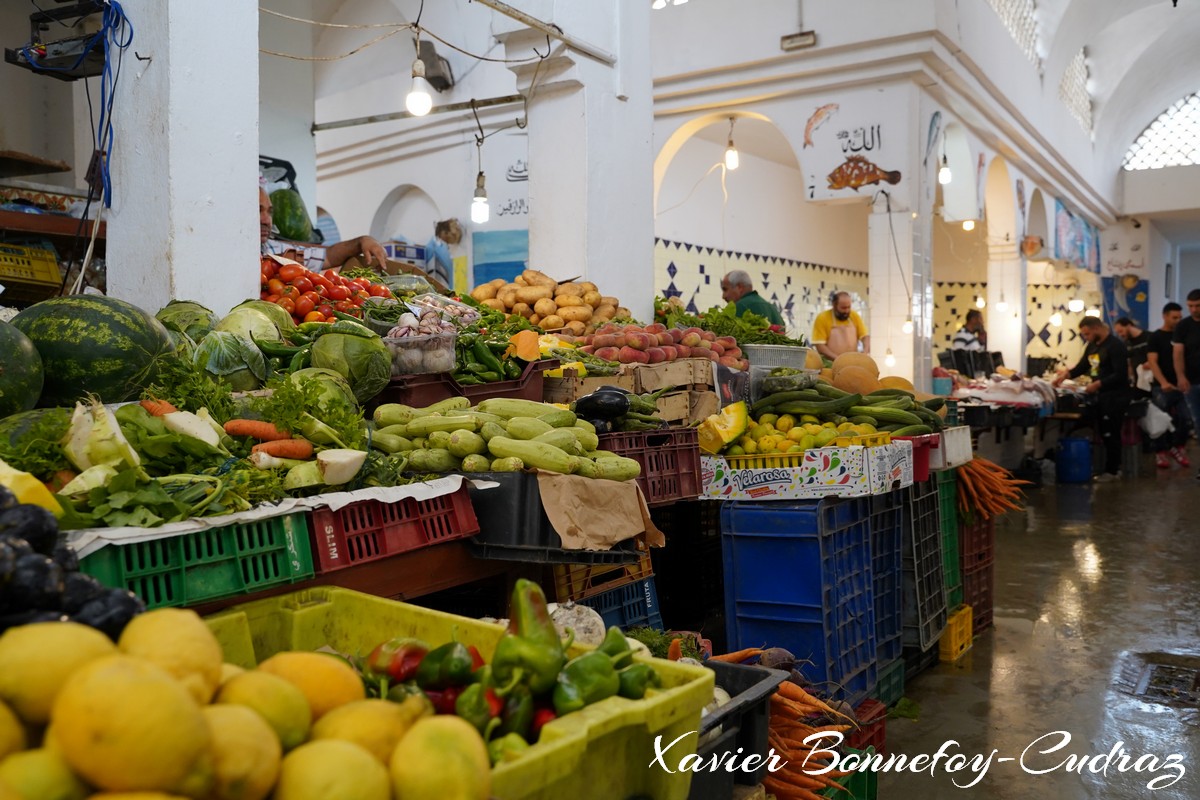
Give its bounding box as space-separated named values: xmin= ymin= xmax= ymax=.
xmin=724 ymin=413 xmax=878 ymax=457
xmin=0 ymin=610 xmax=490 ymax=800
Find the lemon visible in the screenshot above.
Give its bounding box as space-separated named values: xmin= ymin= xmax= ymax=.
xmin=215 ymin=671 xmax=311 ymax=751
xmin=800 ymin=415 xmax=820 ymax=424
xmin=50 ymin=655 xmax=213 ymax=797
xmin=202 ymin=705 xmax=281 ymax=800
xmin=390 ymin=716 xmax=490 ymax=800
xmin=804 ymin=424 xmax=824 ymax=435
xmin=0 ymin=747 xmax=88 ymax=800
xmin=822 ymin=421 xmax=837 ymax=429
xmin=0 ymin=701 xmax=25 ymax=761
xmin=256 ymin=652 xmax=365 ymax=721
xmin=758 ymin=413 xmax=778 ymax=427
xmin=0 ymin=622 xmax=117 ymax=725
xmin=740 ymin=439 xmax=758 ymax=454
xmin=87 ymin=794 xmax=192 ymax=799
xmin=786 ymin=444 xmax=804 ymax=453
xmin=274 ymin=740 xmax=389 ymax=800
xmin=786 ymin=428 xmax=805 ymax=443
xmin=310 ymin=698 xmax=430 ymax=765
xmin=775 ymin=415 xmax=796 ymax=433
xmin=799 ymin=434 xmax=816 ymax=450
xmin=118 ymin=609 xmax=224 ymax=705
xmin=724 ymin=445 xmax=745 ymax=457
xmin=837 ymin=422 xmax=855 ymax=433
xmin=218 ymin=663 xmax=245 ymax=687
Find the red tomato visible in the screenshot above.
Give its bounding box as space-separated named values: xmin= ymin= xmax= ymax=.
xmin=304 ymin=311 xmax=325 ymax=323
xmin=317 ymin=303 xmax=334 ymax=318
xmin=267 ymin=278 xmax=285 ymax=295
xmin=295 ymin=296 xmax=315 ymax=317
xmin=276 ymin=297 xmax=296 ymax=314
xmin=300 ymin=291 xmax=321 ymax=306
xmin=278 ymin=264 xmax=304 ymax=283
xmin=291 ymin=276 xmax=313 ymax=294
xmin=310 ymin=272 xmax=332 ymax=290
xmin=260 ymin=291 xmax=272 ymax=301
xmin=351 ymin=290 xmax=370 ymax=305
xmin=334 ymin=300 xmax=356 ymax=313
xmin=264 ymin=294 xmax=280 ymax=304
xmin=350 ymin=277 xmax=372 ymax=291
xmin=260 ymin=259 xmax=278 ymax=280
xmin=279 ymin=285 xmax=300 ymax=299
xmin=327 ymin=286 xmax=350 ymax=302
xmin=368 ymin=284 xmax=392 ymax=298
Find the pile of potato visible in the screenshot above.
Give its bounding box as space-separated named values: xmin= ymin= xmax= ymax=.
xmin=469 ymin=269 xmax=632 ymax=336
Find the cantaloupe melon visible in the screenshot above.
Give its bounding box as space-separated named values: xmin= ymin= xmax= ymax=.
xmin=818 ymin=368 xmax=834 ymax=383
xmin=832 ymin=365 xmax=881 ymax=395
xmin=804 ymin=348 xmax=824 ymax=370
xmin=832 ymin=352 xmax=879 ymax=379
xmin=879 ymin=376 xmax=915 ymax=392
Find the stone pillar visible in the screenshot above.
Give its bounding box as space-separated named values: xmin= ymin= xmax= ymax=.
xmin=107 ymin=0 xmax=259 ymax=316
xmin=502 ymin=2 xmax=655 ymax=321
xmin=986 ymin=243 xmax=1026 ymax=373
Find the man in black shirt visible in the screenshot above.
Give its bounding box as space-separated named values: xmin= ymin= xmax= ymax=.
xmin=1146 ymin=302 xmax=1191 ymax=469
xmin=1173 ymin=289 xmax=1200 ymax=479
xmin=1054 ymin=317 xmax=1131 ymax=481
xmin=1114 ymin=316 xmax=1150 ymax=375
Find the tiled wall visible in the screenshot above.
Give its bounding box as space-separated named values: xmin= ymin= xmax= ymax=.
xmin=933 ymin=281 xmax=988 ymax=354
xmin=654 ymin=238 xmax=869 ymax=340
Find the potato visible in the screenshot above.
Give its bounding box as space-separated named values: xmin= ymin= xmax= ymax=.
xmin=582 ymin=290 xmax=602 ymax=308
xmin=579 ymin=282 xmax=598 ymax=294
xmin=529 ymin=313 xmax=541 ymax=326
xmin=498 ymin=288 xmax=519 ymax=309
xmin=471 ymin=283 xmax=499 ymax=301
xmin=559 ymin=306 xmax=593 ymax=323
xmin=511 ymin=302 xmax=533 ymax=319
xmin=555 ymin=294 xmax=586 ymax=308
xmin=516 ymin=285 xmax=554 ymax=305
xmin=482 ymin=298 xmax=507 ymax=311
xmin=521 ymin=269 xmax=558 ymax=288
xmin=593 ymin=304 xmax=617 ymax=321
xmin=564 ymin=321 xmax=587 ymax=336
xmin=541 ymin=314 xmax=565 ymax=330
xmin=600 ymin=296 xmax=620 ymax=308
xmin=556 ymin=283 xmax=585 ymax=298
xmin=614 ymin=307 xmax=632 ymax=319
xmin=515 ymin=274 xmax=528 ymax=286
xmin=489 ymin=278 xmax=508 ymax=289
xmin=533 ymin=297 xmax=558 ymax=318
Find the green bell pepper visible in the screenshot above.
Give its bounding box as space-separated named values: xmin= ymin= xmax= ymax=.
xmin=414 ymin=642 xmax=476 ymax=690
xmin=616 ymin=663 xmax=661 ymax=700
xmin=492 ymin=579 xmax=569 ymax=695
xmin=487 ymin=732 xmax=531 ymax=767
xmin=552 ymin=650 xmax=620 ymax=715
xmin=497 ymin=685 xmax=534 ymax=739
xmin=597 ymin=626 xmax=633 ymax=669
xmin=455 ymin=682 xmax=503 ymax=737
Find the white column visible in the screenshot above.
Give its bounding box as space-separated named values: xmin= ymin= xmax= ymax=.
xmin=986 ymin=244 xmax=1026 ymax=373
xmin=867 ymin=210 xmax=917 ymax=383
xmin=504 ymin=2 xmax=655 ymax=321
xmin=107 ymin=0 xmax=259 ymax=317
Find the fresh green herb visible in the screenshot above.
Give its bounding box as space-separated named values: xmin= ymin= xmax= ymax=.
xmin=254 ymin=375 xmax=365 ymax=450
xmin=143 ymin=353 xmax=236 ymax=423
xmin=0 ymin=409 xmax=73 ymax=480
xmin=654 ymin=297 xmax=808 ymax=346
xmin=624 ymin=627 xmax=702 ymax=660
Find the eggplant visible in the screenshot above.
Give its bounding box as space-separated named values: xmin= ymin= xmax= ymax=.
xmin=0 ymin=504 xmax=59 ymax=556
xmin=589 ymin=419 xmax=613 ymax=434
xmin=52 ymin=543 xmax=80 ymax=573
xmin=0 ymin=541 xmax=16 ymax=585
xmin=574 ymin=391 xmax=632 ymax=421
xmin=595 ymin=385 xmax=631 ymax=395
xmin=5 ymin=553 xmax=65 ymax=610
xmin=62 ymin=572 xmax=106 ymax=614
xmin=74 ymin=588 xmax=145 ymax=641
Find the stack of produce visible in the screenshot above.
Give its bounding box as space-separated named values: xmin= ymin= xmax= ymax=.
xmin=260 ymin=259 xmax=394 ymax=325
xmin=655 ymin=296 xmax=807 ymax=347
xmin=570 ymin=386 xmax=674 ymax=433
xmin=469 ymin=269 xmax=631 ymax=337
xmin=956 ymin=457 xmax=1029 ymax=519
xmin=766 ymin=682 xmax=858 ymax=799
xmin=572 ymin=322 xmax=748 ymax=370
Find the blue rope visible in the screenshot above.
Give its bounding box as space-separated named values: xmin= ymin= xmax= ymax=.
xmin=97 ymin=1 xmax=134 ymax=208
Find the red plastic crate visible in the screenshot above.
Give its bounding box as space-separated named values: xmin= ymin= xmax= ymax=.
xmin=845 ymin=698 xmax=887 ymax=756
xmin=597 ymin=427 xmax=702 ymax=507
xmin=894 ymin=433 xmax=940 ymax=482
xmin=962 ymin=561 xmax=994 ymax=633
xmin=959 ymin=514 xmax=995 ymax=570
xmin=306 ymin=486 xmax=479 ymax=573
xmin=367 ymin=359 xmax=557 ymax=414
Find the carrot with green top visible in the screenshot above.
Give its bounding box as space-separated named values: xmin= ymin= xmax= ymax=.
xmin=250 ymin=439 xmax=314 ymax=459
xmin=140 ymin=398 xmax=178 ymax=416
xmin=224 ymin=419 xmax=293 ymax=441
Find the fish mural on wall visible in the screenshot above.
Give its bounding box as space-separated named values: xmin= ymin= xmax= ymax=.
xmin=923 ymin=110 xmax=942 ymax=166
xmin=826 ymin=155 xmax=901 ymax=191
xmin=804 ymin=104 xmax=839 ymax=148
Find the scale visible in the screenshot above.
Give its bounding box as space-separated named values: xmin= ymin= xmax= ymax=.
xmin=4 ymin=1 xmax=106 ymax=82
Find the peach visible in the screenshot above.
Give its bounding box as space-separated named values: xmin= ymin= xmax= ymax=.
xmin=681 ymin=332 xmax=703 ymax=348
xmin=719 ymin=355 xmax=741 ymax=369
xmin=619 ymin=346 xmax=650 ymax=364
xmin=623 ymin=325 xmax=644 ymax=334
xmin=594 ymin=346 xmax=621 ymax=361
xmin=716 ymin=336 xmax=737 ymax=349
xmin=700 ymin=330 xmax=716 ymax=342
xmin=739 ymin=359 xmax=750 ymax=370
xmin=710 ymin=342 xmax=726 ymax=356
xmin=661 ymin=346 xmax=678 ymax=361
xmin=694 ymin=339 xmax=713 ymax=350
xmin=667 ymin=328 xmax=685 ymax=343
xmin=593 ymin=334 xmax=619 ymax=349
xmin=700 ymin=349 xmax=720 ymax=362
xmin=725 ymin=346 xmax=742 ymax=359
xmin=646 ymin=347 xmax=667 ymax=364
xmin=656 ymin=332 xmax=674 ymax=347
xmin=578 ymin=345 xmax=595 ymax=355
xmin=675 ymin=345 xmax=693 ymax=358
xmin=597 ymin=323 xmax=620 ymax=336
xmin=644 ymin=323 xmax=667 ymax=334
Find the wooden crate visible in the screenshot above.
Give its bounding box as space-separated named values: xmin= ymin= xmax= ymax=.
xmin=632 ymin=359 xmax=714 ymax=393
xmin=542 ymin=370 xmax=637 ymax=403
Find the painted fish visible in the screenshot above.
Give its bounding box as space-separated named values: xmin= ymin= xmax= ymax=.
xmin=826 ymin=155 xmax=902 ymax=191
xmin=923 ymin=110 xmax=942 ymax=166
xmin=803 ymin=103 xmax=839 ymax=148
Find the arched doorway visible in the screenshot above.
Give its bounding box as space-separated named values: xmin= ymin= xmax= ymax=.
xmin=370 ymin=184 xmax=441 ymax=245
xmin=982 ymin=156 xmax=1024 ymax=371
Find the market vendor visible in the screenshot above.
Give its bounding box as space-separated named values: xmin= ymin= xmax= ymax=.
xmin=260 ymin=186 xmax=387 ymax=271
xmin=811 ymin=291 xmax=869 ymax=359
xmin=720 ymin=271 xmax=784 ymax=327
xmin=952 ymin=310 xmax=987 ymax=352
xmin=1053 ymin=316 xmax=1131 ymax=482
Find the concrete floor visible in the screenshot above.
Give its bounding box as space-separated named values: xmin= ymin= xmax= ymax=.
xmin=881 ymin=464 xmax=1200 ymax=800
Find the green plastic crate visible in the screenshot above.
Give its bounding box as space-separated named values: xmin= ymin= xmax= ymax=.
xmin=936 ymin=470 xmax=962 ymax=609
xmin=205 ymin=587 xmax=714 ymax=800
xmin=81 ymin=513 xmax=314 ymax=609
xmin=820 ymin=746 xmax=878 ymax=799
xmin=871 ymin=657 xmax=905 ymax=707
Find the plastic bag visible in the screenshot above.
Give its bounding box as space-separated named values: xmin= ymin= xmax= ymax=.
xmin=1139 ymin=402 xmax=1174 ymax=439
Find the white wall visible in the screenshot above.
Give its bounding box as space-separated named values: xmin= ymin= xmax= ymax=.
xmin=654 ymin=137 xmax=868 ymax=271
xmin=1146 ymin=224 xmax=1172 ymax=306
xmin=1123 ymin=165 xmax=1200 ymax=215
xmin=932 ymin=219 xmax=988 ymax=283
xmin=1181 ymin=250 xmax=1200 ymax=298
xmin=260 ymin=0 xmax=317 ymax=218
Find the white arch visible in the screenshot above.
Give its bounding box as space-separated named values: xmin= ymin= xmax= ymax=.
xmin=984 ymin=157 xmax=1017 ymax=244
xmin=940 ymin=123 xmax=977 ymax=223
xmin=653 ymin=111 xmax=782 ymax=213
xmin=369 ymin=183 xmax=441 ymax=243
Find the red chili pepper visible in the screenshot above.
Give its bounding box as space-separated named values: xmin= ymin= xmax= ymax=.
xmin=365 ymin=637 xmax=429 ymax=684
xmin=485 ymin=687 xmax=504 ymax=717
xmin=467 ymin=645 xmax=486 ymax=671
xmin=531 ymin=707 xmax=557 ymax=738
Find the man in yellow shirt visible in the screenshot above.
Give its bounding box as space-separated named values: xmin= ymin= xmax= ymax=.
xmin=812 ymin=292 xmax=869 ymax=359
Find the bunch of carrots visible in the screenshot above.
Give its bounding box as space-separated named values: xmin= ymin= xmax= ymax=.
xmin=764 ymin=681 xmax=856 ymax=798
xmin=955 ymin=456 xmax=1029 ymax=520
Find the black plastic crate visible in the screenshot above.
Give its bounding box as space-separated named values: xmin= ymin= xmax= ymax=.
xmin=465 ymin=473 xmax=642 ymax=564
xmin=868 ymin=490 xmax=904 ymax=664
xmin=649 ymin=502 xmax=723 ymax=639
xmin=902 ymin=479 xmax=948 ymax=651
xmin=687 ymin=662 xmax=788 ymax=799
xmin=903 ymin=642 xmax=939 ymax=682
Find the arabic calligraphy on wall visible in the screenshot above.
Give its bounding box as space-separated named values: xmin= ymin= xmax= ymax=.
xmin=837 ymin=125 xmax=882 ymax=154
xmin=495 ymin=197 xmax=529 ymax=217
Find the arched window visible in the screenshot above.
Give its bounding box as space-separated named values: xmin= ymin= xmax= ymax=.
xmin=986 ymin=0 xmax=1040 ymax=68
xmin=1122 ymin=92 xmax=1200 ymax=170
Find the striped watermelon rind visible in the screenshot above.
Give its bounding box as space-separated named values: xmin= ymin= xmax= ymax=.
xmin=0 ymin=321 xmax=44 ymax=418
xmin=10 ymin=296 xmax=176 ymax=407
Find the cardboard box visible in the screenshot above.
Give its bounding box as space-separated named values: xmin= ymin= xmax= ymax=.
xmin=654 ymin=390 xmax=720 ymax=426
xmin=930 ymin=426 xmax=973 ymax=470
xmin=631 ymin=359 xmax=714 ymax=393
xmin=341 ymin=255 xmax=449 ymax=294
xmin=700 ymin=440 xmax=914 ymax=501
xmin=543 ymin=371 xmax=637 ymax=404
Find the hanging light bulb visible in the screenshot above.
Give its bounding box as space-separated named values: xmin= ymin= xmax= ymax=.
xmin=962 ymin=219 xmax=975 ymax=232
xmin=938 ymin=155 xmax=952 ymax=185
xmin=651 ymin=0 xmax=667 ymax=8
xmin=1049 ymin=312 xmax=1063 ymax=327
xmin=884 ymin=349 xmax=896 ymax=368
xmin=975 ymin=296 xmax=986 ymax=309
xmin=406 ymin=58 xmax=434 ymax=116
xmin=724 ymin=117 xmax=739 ymax=171
xmin=902 ymin=316 xmax=914 ymax=335
xmin=673 ymin=0 xmax=689 ymax=5
xmin=1086 ymin=307 xmax=1101 ymax=318
xmin=471 ymin=171 xmax=489 ymax=224
xmin=1068 ymin=298 xmax=1085 ymax=313
xmin=996 ymin=292 xmax=1008 ymax=313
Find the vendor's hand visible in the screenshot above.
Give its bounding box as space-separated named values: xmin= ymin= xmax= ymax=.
xmin=357 ymin=236 xmax=388 ymax=269
xmin=1180 ymin=377 xmax=1192 ymax=393
xmin=1162 ymin=383 xmax=1178 ymax=392
xmin=1084 ymin=381 xmax=1101 ymax=394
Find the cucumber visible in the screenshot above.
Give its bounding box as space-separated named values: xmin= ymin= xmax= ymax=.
xmin=867 ymin=388 xmax=915 ymax=398
xmin=909 ymin=406 xmax=945 ymax=431
xmin=772 ymin=394 xmax=862 ymax=418
xmin=813 ymin=382 xmax=851 ymax=399
xmin=846 ymin=406 xmax=924 ymax=426
xmin=751 ymin=390 xmax=825 ymax=416
xmin=890 ymin=424 xmax=933 ymax=436
xmin=848 ymin=415 xmax=878 ymax=426
xmin=922 ymin=397 xmax=946 ymax=411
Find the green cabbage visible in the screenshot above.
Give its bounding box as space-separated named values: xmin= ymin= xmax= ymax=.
xmin=193 ymin=331 xmax=269 ymax=391
xmin=310 ymin=333 xmax=391 ymax=403
xmin=156 ymin=300 xmax=220 ymax=342
xmin=232 ymin=300 xmax=296 ymax=333
xmin=214 ymin=308 xmax=282 ymax=343
xmin=289 ymin=368 xmax=356 ymax=410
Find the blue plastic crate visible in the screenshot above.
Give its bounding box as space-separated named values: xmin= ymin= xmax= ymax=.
xmin=867 ymin=490 xmax=903 ymax=664
xmin=579 ymin=577 xmax=663 ymax=630
xmin=721 ymin=498 xmax=877 ymax=707
xmin=902 ymin=479 xmax=948 ymax=650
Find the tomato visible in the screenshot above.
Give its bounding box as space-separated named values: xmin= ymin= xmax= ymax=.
xmin=317 ymin=303 xmax=334 ymax=318
xmin=295 ymin=296 xmax=315 ymax=317
xmin=267 ymin=278 xmax=285 ymax=295
xmin=264 ymin=294 xmax=280 ymax=304
xmin=334 ymin=300 xmax=357 ymax=314
xmin=350 ymin=277 xmax=372 ymax=292
xmin=260 ymin=259 xmax=278 ymax=280
xmin=278 ymin=264 xmax=305 ymax=283
xmin=279 ymin=285 xmax=300 ymax=299
xmin=300 ymin=291 xmax=321 ymax=306
xmin=351 ymin=290 xmax=371 ymax=303
xmin=276 ymin=297 xmax=296 ymax=314
xmin=291 ymin=276 xmax=313 ymax=294
xmin=368 ymin=284 xmax=392 ymax=298
xmin=304 ymin=311 xmax=325 ymax=323
xmin=327 ymin=286 xmax=350 ymax=302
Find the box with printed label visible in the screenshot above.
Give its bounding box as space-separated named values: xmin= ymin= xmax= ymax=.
xmin=700 ymin=441 xmax=913 ymax=501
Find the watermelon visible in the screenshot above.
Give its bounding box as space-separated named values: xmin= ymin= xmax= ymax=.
xmin=10 ymin=296 xmax=176 ymax=407
xmin=0 ymin=322 xmax=44 ymax=418
xmin=270 ymin=188 xmax=313 ymax=242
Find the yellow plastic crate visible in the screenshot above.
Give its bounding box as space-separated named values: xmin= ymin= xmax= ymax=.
xmin=833 ymin=431 xmax=892 ymax=447
xmin=724 ymin=451 xmax=807 ymax=468
xmin=205 ymin=587 xmax=714 ymax=800
xmin=939 ymin=603 xmax=973 ymax=662
xmin=0 ymin=243 xmax=61 ymax=302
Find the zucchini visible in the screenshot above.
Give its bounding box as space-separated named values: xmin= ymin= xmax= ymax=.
xmin=573 ymin=458 xmax=599 ymax=479
xmin=373 ymin=404 xmax=418 ymax=427
xmin=489 ymin=457 xmax=525 ymax=472
xmin=909 ymin=406 xmax=945 ymax=431
xmin=593 ymin=456 xmax=641 ymax=482
xmin=867 ymin=388 xmax=915 ymax=398
xmin=447 ymin=430 xmax=488 ymax=458
xmin=538 ymin=409 xmax=578 ymax=428
xmin=371 ymin=432 xmax=413 ymax=454
xmin=464 ymin=410 xmax=505 ymax=426
xmin=476 ymin=398 xmax=564 ymax=419
xmin=772 ymin=394 xmax=863 ymax=418
xmin=879 ymin=423 xmax=905 ymax=432
xmin=407 ymin=448 xmax=460 ymax=472
xmin=859 ymin=395 xmax=913 ymax=410
xmin=568 ymin=427 xmax=600 ymax=452
xmin=375 ymin=423 xmax=409 ymax=438
xmin=404 ymin=415 xmax=480 ymax=437
xmin=487 ymin=436 xmax=579 ymax=474
xmin=574 ymin=419 xmax=597 ymax=435
xmin=460 ymin=454 xmax=492 ymax=472
xmin=891 ymin=424 xmax=933 ymax=436
xmin=846 ymin=406 xmax=924 ymax=426
xmin=533 ymin=429 xmax=586 ymax=456
xmin=591 ymin=449 xmax=621 ymax=459
xmin=479 ymin=421 xmax=508 ymax=442
xmin=506 ymin=417 xmax=555 ymax=440
xmin=417 ymin=397 xmax=471 ymax=416
xmin=847 ymin=415 xmax=878 ymax=426
xmin=426 ymin=430 xmax=453 ymax=449
xmin=812 ymin=382 xmax=851 ymax=399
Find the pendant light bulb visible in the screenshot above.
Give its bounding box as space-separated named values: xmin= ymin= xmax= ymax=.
xmin=902 ymin=316 xmax=914 ymax=335
xmin=652 ymin=0 xmax=667 ymax=8
xmin=962 ymin=219 xmax=975 ymax=232
xmin=471 ymin=171 xmax=489 ymax=224
xmin=938 ymin=155 xmax=952 ymax=185
xmin=1086 ymin=307 xmax=1101 ymax=318
xmin=1068 ymin=298 xmax=1085 ymax=313
xmin=976 ymin=296 xmax=986 ymax=309
xmin=1049 ymin=312 xmax=1063 ymax=327
xmin=724 ymin=118 xmax=739 ymax=171
xmin=406 ymin=58 xmax=433 ymax=117
xmin=996 ymin=293 xmax=1008 ymax=313
xmin=884 ymin=349 xmax=896 ymax=368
